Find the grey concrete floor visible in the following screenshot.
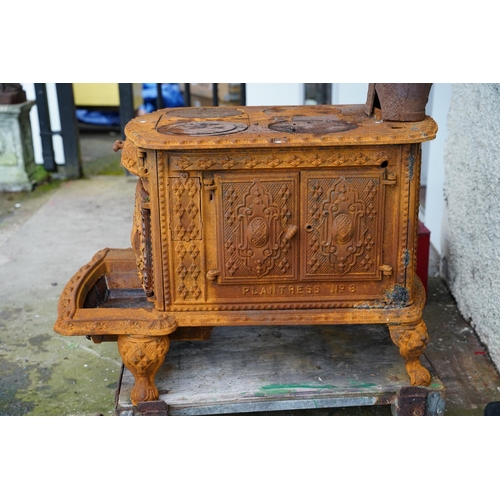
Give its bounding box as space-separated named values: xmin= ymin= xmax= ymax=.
xmin=1 ymin=131 xmax=500 ymax=416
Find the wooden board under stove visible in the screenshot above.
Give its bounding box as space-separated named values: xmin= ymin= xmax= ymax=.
xmin=116 ymin=323 xmax=445 ymax=416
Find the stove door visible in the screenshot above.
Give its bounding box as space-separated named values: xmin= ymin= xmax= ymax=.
xmin=213 ymin=171 xmax=300 ymax=284
xmin=299 ymin=166 xmax=402 ymax=303
xmin=301 ymin=170 xmax=385 ymax=281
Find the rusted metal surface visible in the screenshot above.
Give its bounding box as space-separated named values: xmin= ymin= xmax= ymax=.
xmin=394 ymin=386 xmax=428 ymax=416
xmin=55 ymin=103 xmax=438 ymax=408
xmin=166 ymin=107 xmax=244 ymax=119
xmin=136 ymin=400 xmax=169 ymax=416
xmin=128 ymin=104 xmax=437 ymax=150
xmin=268 ymin=116 xmax=357 ymax=134
xmin=365 ymin=83 xmax=433 ymax=122
xmin=158 ymin=120 xmax=248 ymax=136
xmin=55 ymin=248 xmax=430 ymax=336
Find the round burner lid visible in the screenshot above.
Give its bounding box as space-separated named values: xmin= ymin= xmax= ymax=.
xmin=157 ymin=121 xmax=248 ymax=136
xmin=269 ymin=117 xmax=357 ymax=134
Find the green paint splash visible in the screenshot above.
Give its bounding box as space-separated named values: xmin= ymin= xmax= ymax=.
xmin=256 ymin=383 xmax=335 ymax=396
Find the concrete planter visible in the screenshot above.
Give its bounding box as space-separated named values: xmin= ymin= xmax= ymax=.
xmin=0 ymin=100 xmax=46 ymax=192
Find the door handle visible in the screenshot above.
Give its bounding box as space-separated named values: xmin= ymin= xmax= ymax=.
xmin=283 ymin=225 xmax=298 ymax=241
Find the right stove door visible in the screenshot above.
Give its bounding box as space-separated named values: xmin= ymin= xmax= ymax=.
xmin=300 ymin=164 xmax=402 ymax=304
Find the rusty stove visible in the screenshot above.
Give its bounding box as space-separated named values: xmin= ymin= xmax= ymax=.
xmin=54 ymin=93 xmax=437 ymax=407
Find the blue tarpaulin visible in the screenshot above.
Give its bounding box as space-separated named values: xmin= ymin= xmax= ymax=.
xmin=76 ymin=83 xmax=185 ymax=126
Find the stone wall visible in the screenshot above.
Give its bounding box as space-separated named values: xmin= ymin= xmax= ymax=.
xmin=443 ymin=83 xmax=500 ymax=371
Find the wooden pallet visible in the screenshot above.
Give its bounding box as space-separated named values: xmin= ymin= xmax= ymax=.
xmin=115 ymin=323 xmax=445 ymax=416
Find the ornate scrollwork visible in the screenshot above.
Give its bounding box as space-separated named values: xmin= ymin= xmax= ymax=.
xmin=131 ymin=180 xmax=154 ymax=297
xmin=220 ymin=177 xmax=298 ymax=281
xmin=305 ymin=175 xmax=380 ymax=278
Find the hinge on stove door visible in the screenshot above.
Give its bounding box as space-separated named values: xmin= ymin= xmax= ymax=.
xmin=203 ymin=179 xmax=217 ymax=191
xmin=382 ymin=172 xmax=397 ymax=186
xmin=137 ymin=150 xmax=149 ymax=177
xmin=203 ymin=178 xmax=217 ymax=202
xmin=207 ymin=269 xmax=220 ymax=282
xmin=379 ymin=265 xmax=393 ymax=277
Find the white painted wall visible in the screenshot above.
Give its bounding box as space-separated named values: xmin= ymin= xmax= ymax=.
xmin=442 ymin=83 xmax=500 ymax=372
xmin=245 ymin=83 xmax=305 ymax=106
xmin=21 ymin=83 xmax=65 ymax=165
xmin=422 ymin=84 xmax=452 ymax=255
xmin=331 ymin=83 xmax=368 ymax=104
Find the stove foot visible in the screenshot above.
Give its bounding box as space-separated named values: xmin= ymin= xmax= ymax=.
xmin=117 ymin=334 xmax=170 ymax=405
xmin=389 ymin=320 xmax=431 ymax=386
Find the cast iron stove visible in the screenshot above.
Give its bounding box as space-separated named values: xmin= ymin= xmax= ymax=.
xmin=55 ymin=103 xmax=437 ymax=406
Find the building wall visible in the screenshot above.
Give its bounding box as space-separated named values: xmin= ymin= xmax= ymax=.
xmin=422 ymin=84 xmax=452 ymax=255
xmin=442 ymin=83 xmax=500 ymax=371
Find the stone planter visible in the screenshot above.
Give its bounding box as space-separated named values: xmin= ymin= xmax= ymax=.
xmin=0 ymin=100 xmax=46 ymax=192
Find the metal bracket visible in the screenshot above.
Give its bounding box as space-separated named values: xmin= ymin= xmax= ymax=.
xmin=379 ymin=264 xmax=393 ymax=277
xmin=382 ymin=172 xmax=397 ymax=186
xmin=136 ymin=400 xmax=169 ymax=416
xmin=393 ymin=386 xmax=428 ymax=416
xmin=207 ymin=269 xmax=221 ymax=281
xmin=203 ymin=179 xmax=217 ymax=191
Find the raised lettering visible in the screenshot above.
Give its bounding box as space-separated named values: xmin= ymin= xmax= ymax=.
xmin=239 ymin=284 xmax=355 ymax=296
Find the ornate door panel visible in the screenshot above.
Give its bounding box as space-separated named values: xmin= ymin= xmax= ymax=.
xmin=214 ymin=172 xmax=299 ymax=284
xmin=301 ymin=169 xmax=389 ymax=282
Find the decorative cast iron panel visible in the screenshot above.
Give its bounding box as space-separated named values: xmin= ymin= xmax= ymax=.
xmin=216 ymin=173 xmax=299 ymax=283
xmin=302 ymin=171 xmax=384 ymax=280
xmin=172 ymin=240 xmax=204 ymax=302
xmin=169 ymin=176 xmax=202 ymax=241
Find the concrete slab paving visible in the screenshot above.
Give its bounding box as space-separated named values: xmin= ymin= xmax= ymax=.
xmin=0 ymin=175 xmax=136 ymax=415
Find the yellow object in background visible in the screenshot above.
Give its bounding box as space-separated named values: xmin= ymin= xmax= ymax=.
xmin=73 ymin=83 xmax=143 ymax=109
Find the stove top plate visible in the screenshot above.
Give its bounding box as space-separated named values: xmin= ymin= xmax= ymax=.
xmin=157 ymin=120 xmax=248 ymax=136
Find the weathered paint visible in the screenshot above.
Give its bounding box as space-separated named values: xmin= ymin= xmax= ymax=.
xmin=257 ymin=383 xmax=336 ymax=396
xmin=408 ymin=150 xmax=415 ymax=180
xmin=403 ymin=249 xmax=411 ymax=267
xmin=349 ymin=380 xmax=378 ymax=388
